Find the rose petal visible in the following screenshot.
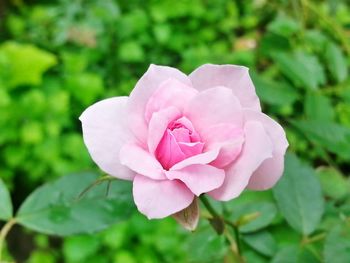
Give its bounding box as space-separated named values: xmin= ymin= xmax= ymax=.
xmin=133 ymin=175 xmax=194 ymax=219
xmin=244 ymin=110 xmax=289 ymax=190
xmin=156 ymin=130 xmax=186 ymax=170
xmin=145 ymin=78 xmax=197 ymax=122
xmin=178 ymin=142 xmax=204 ymax=157
xmin=209 ymin=121 xmax=273 ymax=201
xmin=147 ymin=106 xmax=181 ymax=155
xmin=166 ymin=164 xmax=225 ymax=196
xmin=128 ymin=65 xmax=191 ymax=143
xmin=189 ymin=64 xmax=261 ymax=110
xmin=170 ymin=148 xmax=220 ymax=170
xmin=201 ymin=123 xmax=244 ymax=168
xmin=120 ymin=143 xmax=165 ymax=180
xmin=184 ymin=86 xmax=243 ymax=134
xmin=80 ymin=97 xmax=134 ymax=180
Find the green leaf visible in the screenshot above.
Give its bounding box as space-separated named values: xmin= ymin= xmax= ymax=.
xmin=305 ymin=91 xmax=334 ymax=121
xmin=272 ymin=245 xmax=320 ymax=263
xmin=243 ymin=231 xmax=277 ymax=257
xmin=63 ymin=235 xmax=101 ymax=262
xmin=272 ymin=246 xmax=298 ymax=263
xmin=324 ymin=42 xmax=348 ymax=83
xmin=230 ymin=202 xmax=277 ymax=233
xmin=251 ymin=72 xmax=299 ymax=106
xmin=267 ymin=14 xmax=300 ymax=37
xmin=184 ymin=226 xmax=227 ymax=263
xmin=16 ymin=173 xmax=136 ymax=236
xmin=316 ymin=167 xmax=349 ymax=200
xmin=324 ymin=225 xmax=350 ymax=263
xmin=0 ymin=178 xmax=13 ymax=220
xmin=291 ymin=120 xmax=350 ymax=160
xmin=0 ymin=41 xmax=57 ymax=88
xmin=272 ymin=51 xmax=325 ymax=90
xmin=273 ymin=154 xmax=324 ymax=235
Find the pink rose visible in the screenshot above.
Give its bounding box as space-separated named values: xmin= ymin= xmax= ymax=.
xmin=80 ymin=64 xmax=288 ymax=222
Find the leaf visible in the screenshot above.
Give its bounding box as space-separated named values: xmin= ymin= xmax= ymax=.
xmin=16 ymin=173 xmax=136 ymax=236
xmin=316 ymin=167 xmax=349 ymax=200
xmin=0 ymin=41 xmax=57 ymax=88
xmin=63 ymin=235 xmax=101 ymax=262
xmin=324 ymin=42 xmax=348 ymax=83
xmin=272 ymin=246 xmax=298 ymax=263
xmin=272 ymin=51 xmax=325 ymax=90
xmin=304 ymin=91 xmax=334 ymax=121
xmin=243 ymin=231 xmax=277 ymax=257
xmin=291 ymin=120 xmax=350 ymax=160
xmin=230 ymin=202 xmax=277 ymax=233
xmin=0 ymin=178 xmax=13 ymax=220
xmin=267 ymin=14 xmax=300 ymax=37
xmin=272 ymin=245 xmax=320 ymax=263
xmin=183 ymin=226 xmax=227 ymax=263
xmin=250 ymin=72 xmax=299 ymax=106
xmin=273 ymin=154 xmax=324 ymax=235
xmin=324 ymin=225 xmax=350 ymax=263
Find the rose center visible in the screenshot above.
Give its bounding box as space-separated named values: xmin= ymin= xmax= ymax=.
xmin=155 ymin=117 xmax=204 ymax=170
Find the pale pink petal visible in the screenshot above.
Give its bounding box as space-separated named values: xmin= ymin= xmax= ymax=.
xmin=147 ymin=106 xmax=181 ymax=155
xmin=145 ymin=78 xmax=198 ymax=122
xmin=201 ymin=123 xmax=245 ymax=168
xmin=244 ymin=110 xmax=289 ymax=190
xmin=80 ymin=97 xmax=134 ymax=180
xmin=119 ymin=143 xmax=165 ymax=180
xmin=189 ymin=64 xmax=261 ymax=110
xmin=209 ymin=121 xmax=273 ymax=201
xmin=133 ymin=175 xmax=194 ymax=219
xmin=170 ymin=148 xmax=220 ymax=170
xmin=184 ymin=87 xmax=243 ymax=134
xmin=128 ymin=65 xmax=191 ymax=143
xmin=166 ymin=164 xmax=225 ymax=196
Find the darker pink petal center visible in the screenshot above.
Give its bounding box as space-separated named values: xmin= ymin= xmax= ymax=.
xmin=156 ymin=117 xmax=204 ymax=169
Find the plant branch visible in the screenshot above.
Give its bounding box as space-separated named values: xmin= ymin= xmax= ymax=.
xmin=0 ymin=218 xmax=16 ymax=262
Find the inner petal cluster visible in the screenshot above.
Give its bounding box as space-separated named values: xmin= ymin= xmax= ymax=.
xmin=155 ymin=117 xmax=204 ymax=169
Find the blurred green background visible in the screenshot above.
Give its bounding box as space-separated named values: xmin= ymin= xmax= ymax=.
xmin=0 ymin=0 xmax=350 ymax=262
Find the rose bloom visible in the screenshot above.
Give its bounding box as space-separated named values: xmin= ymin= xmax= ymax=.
xmin=80 ymin=64 xmax=288 ymax=223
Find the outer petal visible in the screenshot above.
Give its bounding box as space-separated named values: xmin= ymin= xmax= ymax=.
xmin=166 ymin=164 xmax=225 ymax=196
xmin=133 ymin=175 xmax=194 ymax=219
xmin=148 ymin=106 xmax=181 ymax=155
xmin=184 ymin=87 xmax=243 ymax=135
xmin=120 ymin=143 xmax=165 ymax=180
xmin=209 ymin=121 xmax=273 ymax=201
xmin=201 ymin=123 xmax=244 ymax=168
xmin=244 ymin=110 xmax=289 ymax=190
xmin=145 ymin=78 xmax=198 ymax=122
xmin=189 ymin=64 xmax=261 ymax=110
xmin=80 ymin=97 xmax=134 ymax=180
xmin=128 ymin=65 xmax=191 ymax=143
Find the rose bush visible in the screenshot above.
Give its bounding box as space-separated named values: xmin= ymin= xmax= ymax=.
xmin=80 ymin=64 xmax=288 ymax=222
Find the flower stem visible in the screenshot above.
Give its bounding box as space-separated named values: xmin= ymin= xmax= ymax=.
xmin=199 ymin=195 xmax=220 ymax=219
xmin=199 ymin=195 xmax=244 ymax=261
xmin=0 ymin=218 xmax=16 ymax=262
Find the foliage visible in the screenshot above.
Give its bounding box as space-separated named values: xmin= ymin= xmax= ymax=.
xmin=0 ymin=0 xmax=350 ymax=262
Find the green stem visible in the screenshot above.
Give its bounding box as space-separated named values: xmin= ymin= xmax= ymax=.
xmin=0 ymin=218 xmax=16 ymax=262
xmin=199 ymin=195 xmax=244 ymax=260
xmin=199 ymin=195 xmax=220 ymax=219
